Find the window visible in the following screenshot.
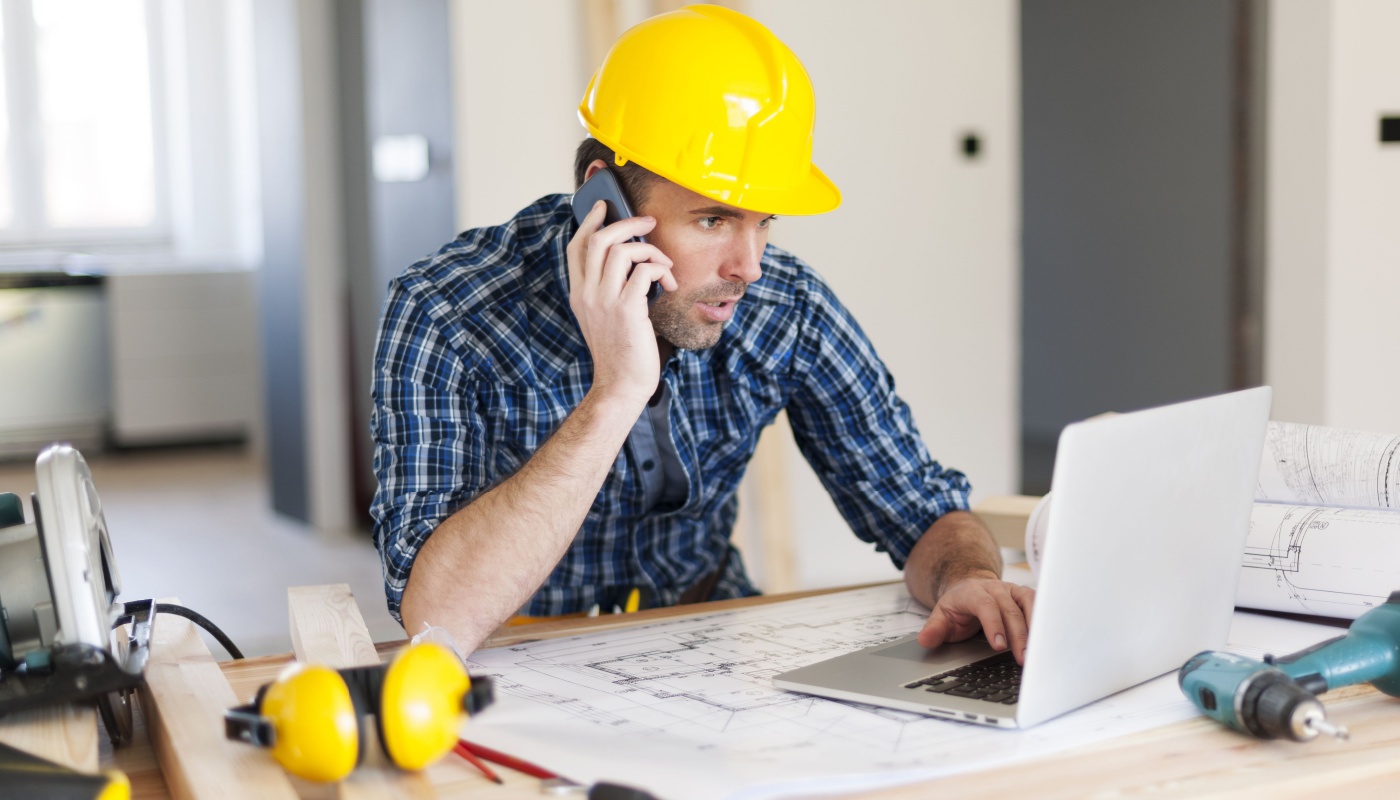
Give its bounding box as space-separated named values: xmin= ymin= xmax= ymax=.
xmin=0 ymin=10 xmax=12 ymax=229
xmin=1 ymin=0 xmax=165 ymax=245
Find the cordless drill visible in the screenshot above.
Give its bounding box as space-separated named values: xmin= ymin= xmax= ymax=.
xmin=1179 ymin=590 xmax=1400 ymax=741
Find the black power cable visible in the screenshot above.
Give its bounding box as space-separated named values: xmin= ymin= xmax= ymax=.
xmin=111 ymin=602 xmax=245 ymax=660
xmin=155 ymin=603 xmax=245 ymax=660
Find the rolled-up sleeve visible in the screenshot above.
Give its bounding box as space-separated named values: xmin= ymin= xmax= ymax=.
xmin=784 ymin=272 xmax=971 ymax=569
xmin=369 ymin=280 xmax=486 ymax=624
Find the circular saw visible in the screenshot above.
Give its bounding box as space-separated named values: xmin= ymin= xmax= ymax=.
xmin=0 ymin=444 xmax=155 ymax=746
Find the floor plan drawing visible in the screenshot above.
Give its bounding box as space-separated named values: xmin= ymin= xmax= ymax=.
xmin=477 ymin=590 xmax=939 ymax=758
xmin=462 ymin=585 xmax=1339 ymax=800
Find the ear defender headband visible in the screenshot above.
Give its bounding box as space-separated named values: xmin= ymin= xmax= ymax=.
xmin=224 ymin=642 xmax=494 ymax=782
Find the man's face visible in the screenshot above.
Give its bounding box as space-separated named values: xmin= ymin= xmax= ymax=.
xmin=635 ymin=178 xmax=774 ymax=351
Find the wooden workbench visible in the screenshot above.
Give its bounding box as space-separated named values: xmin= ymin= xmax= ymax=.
xmin=104 ymin=586 xmax=1400 ymax=799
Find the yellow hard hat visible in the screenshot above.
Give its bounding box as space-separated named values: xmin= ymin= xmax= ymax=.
xmin=578 ymin=4 xmax=840 ymax=216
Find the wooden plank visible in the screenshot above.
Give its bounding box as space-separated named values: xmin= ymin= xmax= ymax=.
xmin=0 ymin=703 xmax=99 ymax=774
xmin=287 ymin=584 xmax=380 ymax=668
xmin=287 ymin=584 xmax=436 ymax=800
xmin=650 ymin=0 xmax=747 ymax=14
xmin=972 ymin=494 xmax=1042 ymax=551
xmin=100 ymin=682 xmax=170 ymax=799
xmin=139 ymin=598 xmax=300 ymax=800
xmin=848 ymin=684 xmax=1396 ymax=799
xmin=753 ymin=413 xmax=798 ymax=593
xmin=731 ymin=414 xmax=798 ymax=594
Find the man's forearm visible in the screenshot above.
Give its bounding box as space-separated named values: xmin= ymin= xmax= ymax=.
xmin=903 ymin=510 xmax=1003 ymax=609
xmin=399 ymin=388 xmax=642 ymax=652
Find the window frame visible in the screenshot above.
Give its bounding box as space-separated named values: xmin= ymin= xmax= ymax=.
xmin=0 ymin=0 xmax=172 ymax=250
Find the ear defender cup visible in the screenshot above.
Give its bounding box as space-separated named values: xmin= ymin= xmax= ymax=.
xmin=377 ymin=642 xmax=473 ymax=770
xmin=247 ymin=663 xmax=362 ymax=782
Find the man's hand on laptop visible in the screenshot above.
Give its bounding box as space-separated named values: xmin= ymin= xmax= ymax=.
xmin=918 ymin=573 xmax=1036 ymax=665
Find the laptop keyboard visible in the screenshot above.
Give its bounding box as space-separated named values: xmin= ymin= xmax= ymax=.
xmin=903 ymin=650 xmax=1021 ymax=704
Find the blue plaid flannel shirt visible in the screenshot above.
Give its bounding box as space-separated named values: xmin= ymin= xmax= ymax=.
xmin=370 ymin=194 xmax=971 ymax=623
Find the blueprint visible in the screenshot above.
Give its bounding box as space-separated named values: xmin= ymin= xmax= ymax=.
xmin=1239 ymin=503 xmax=1400 ymax=618
xmin=1241 ymin=421 xmax=1400 ymax=617
xmin=461 ymin=584 xmax=1341 ymax=800
xmin=1257 ymin=421 xmax=1400 ymax=509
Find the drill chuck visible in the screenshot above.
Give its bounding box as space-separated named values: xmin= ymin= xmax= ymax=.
xmin=1250 ymin=675 xmax=1328 ymax=741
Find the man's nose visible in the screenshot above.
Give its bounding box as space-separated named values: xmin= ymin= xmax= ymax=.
xmin=722 ymin=231 xmax=764 ymax=285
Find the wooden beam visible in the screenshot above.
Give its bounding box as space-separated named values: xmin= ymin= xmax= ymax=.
xmin=288 ymin=584 xmax=436 ymax=799
xmin=753 ymin=412 xmax=798 ymax=593
xmin=0 ymin=703 xmax=98 ymax=774
xmin=139 ymin=598 xmax=299 ymax=800
xmin=972 ymin=495 xmax=1042 ymax=551
xmin=288 ymin=584 xmax=380 ymax=668
xmin=580 ymin=0 xmax=618 ymax=78
xmin=650 ymin=0 xmax=747 ymax=14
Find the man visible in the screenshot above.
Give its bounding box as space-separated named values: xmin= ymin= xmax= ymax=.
xmin=370 ymin=5 xmax=1033 ymax=657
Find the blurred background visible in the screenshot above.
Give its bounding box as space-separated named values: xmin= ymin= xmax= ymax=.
xmin=0 ymin=0 xmax=1396 ymax=655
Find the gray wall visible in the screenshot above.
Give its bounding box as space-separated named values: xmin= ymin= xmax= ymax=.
xmin=1021 ymin=0 xmax=1238 ymax=493
xmin=252 ymin=0 xmax=310 ymax=521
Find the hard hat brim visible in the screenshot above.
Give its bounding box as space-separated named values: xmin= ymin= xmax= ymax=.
xmin=582 ymin=125 xmax=842 ymax=217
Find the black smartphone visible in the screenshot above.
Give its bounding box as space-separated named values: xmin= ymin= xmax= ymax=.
xmin=571 ymin=168 xmax=663 ymax=304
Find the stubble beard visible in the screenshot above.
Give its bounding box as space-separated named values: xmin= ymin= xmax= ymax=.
xmin=649 ymin=279 xmax=747 ymax=351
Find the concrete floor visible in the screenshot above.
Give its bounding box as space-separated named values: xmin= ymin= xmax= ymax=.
xmin=0 ymin=445 xmax=403 ymax=659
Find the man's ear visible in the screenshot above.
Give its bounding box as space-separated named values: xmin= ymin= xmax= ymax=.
xmin=583 ymin=159 xmax=609 ymax=182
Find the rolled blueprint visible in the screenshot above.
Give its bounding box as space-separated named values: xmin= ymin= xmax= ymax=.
xmin=1026 ymin=421 xmax=1400 ymax=619
xmin=1238 ymin=502 xmax=1400 ymax=618
xmin=1256 ymin=421 xmax=1400 ymax=509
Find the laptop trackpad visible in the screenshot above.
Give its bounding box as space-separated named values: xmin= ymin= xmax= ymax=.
xmin=872 ymin=635 xmax=992 ymax=666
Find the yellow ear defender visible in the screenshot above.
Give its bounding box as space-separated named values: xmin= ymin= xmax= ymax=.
xmin=224 ymin=643 xmax=494 ymax=782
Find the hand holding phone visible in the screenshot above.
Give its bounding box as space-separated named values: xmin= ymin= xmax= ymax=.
xmin=571 ymin=169 xmax=663 ymax=304
xmin=565 ymin=169 xmax=675 ymax=404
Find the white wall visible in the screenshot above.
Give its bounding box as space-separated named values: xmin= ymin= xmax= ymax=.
xmin=449 ymin=1 xmax=588 ymax=230
xmin=1264 ymin=0 xmax=1329 ymax=427
xmin=1322 ymin=1 xmax=1400 ymax=433
xmin=446 ymin=1 xmax=1020 ymax=590
xmin=1265 ymin=0 xmax=1400 ymax=434
xmin=748 ymin=0 xmax=1019 ymax=588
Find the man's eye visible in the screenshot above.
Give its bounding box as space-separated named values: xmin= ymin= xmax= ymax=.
xmin=699 ymin=216 xmax=722 ymax=230
xmin=759 ymin=215 xmax=778 ymax=228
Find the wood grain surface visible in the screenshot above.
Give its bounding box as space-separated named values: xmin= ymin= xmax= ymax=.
xmin=0 ymin=703 xmax=99 ymax=773
xmin=288 ymin=584 xmax=381 ymax=669
xmin=139 ymin=598 xmax=299 ymax=799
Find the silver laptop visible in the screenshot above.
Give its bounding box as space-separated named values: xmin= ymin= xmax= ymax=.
xmin=773 ymin=387 xmax=1272 ymax=729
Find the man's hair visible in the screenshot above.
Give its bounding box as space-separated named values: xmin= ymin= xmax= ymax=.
xmin=573 ymin=138 xmax=662 ymax=210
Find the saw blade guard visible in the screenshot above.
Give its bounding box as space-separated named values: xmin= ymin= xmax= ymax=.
xmin=34 ymin=444 xmax=122 ymax=651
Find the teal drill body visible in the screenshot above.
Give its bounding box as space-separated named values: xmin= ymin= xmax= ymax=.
xmin=1179 ymin=590 xmax=1400 ymax=740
